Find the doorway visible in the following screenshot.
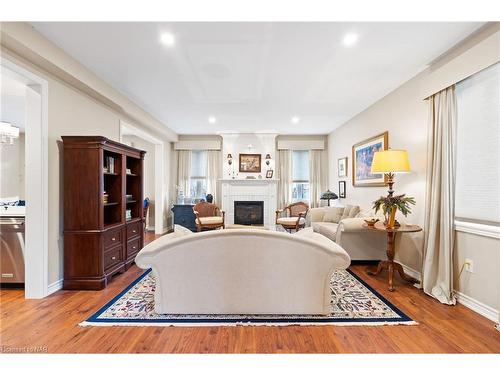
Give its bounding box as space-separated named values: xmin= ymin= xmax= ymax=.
xmin=120 ymin=121 xmax=166 ymax=235
xmin=1 ymin=58 xmax=49 ymax=299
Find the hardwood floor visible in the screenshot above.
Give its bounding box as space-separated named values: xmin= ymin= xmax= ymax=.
xmin=1 ymin=231 xmax=499 ymax=354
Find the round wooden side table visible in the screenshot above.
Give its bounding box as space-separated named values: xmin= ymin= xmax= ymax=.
xmin=363 ymin=221 xmax=422 ymax=292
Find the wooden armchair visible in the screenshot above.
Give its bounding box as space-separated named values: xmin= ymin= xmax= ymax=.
xmin=275 ymin=202 xmax=309 ymax=232
xmin=193 ymin=201 xmax=225 ymax=232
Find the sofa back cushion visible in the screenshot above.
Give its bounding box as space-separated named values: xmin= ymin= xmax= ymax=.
xmin=340 ymin=205 xmax=360 ymax=220
xmin=322 ymin=207 xmax=345 ymax=223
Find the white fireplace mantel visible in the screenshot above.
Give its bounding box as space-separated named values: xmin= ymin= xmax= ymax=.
xmin=220 ymin=179 xmax=278 ymax=227
xmin=219 ymin=179 xmax=279 ymax=183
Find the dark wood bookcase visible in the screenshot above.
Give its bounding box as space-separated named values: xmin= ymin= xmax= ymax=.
xmin=62 ymin=136 xmax=146 ymax=290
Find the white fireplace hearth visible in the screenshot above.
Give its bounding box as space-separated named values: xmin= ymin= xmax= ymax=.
xmin=220 ymin=179 xmax=278 ymax=227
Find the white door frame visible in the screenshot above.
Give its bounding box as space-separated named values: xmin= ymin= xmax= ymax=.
xmin=1 ymin=57 xmax=49 ymax=299
xmin=119 ymin=121 xmax=166 ymax=235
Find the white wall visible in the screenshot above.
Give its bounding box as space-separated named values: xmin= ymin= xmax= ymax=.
xmin=122 ymin=134 xmax=156 ymax=228
xmin=454 ymin=232 xmax=499 ymax=314
xmin=328 ymin=71 xmax=427 ymax=271
xmin=49 ymin=78 xmax=121 ymax=284
xmin=221 ymin=133 xmax=277 ymax=179
xmin=2 ymin=36 xmax=177 ymax=286
xmin=328 ymin=27 xmax=500 ymax=317
xmin=164 ymin=141 xmax=172 ymax=229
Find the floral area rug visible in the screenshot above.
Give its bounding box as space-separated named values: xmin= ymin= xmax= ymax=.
xmin=81 ymin=269 xmax=416 ymax=326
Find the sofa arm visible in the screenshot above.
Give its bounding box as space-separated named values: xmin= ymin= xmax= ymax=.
xmin=309 ymin=207 xmax=325 ymax=223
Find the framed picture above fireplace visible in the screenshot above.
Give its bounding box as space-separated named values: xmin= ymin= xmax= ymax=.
xmin=239 ymin=153 xmax=262 ymax=173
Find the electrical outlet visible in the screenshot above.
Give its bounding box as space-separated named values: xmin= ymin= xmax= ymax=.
xmin=464 ymin=258 xmax=474 ymax=273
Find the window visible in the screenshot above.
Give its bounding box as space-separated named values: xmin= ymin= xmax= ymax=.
xmin=292 ymin=150 xmax=310 ymax=202
xmin=189 ymin=150 xmax=207 ymax=199
xmin=455 ymin=62 xmax=500 ymax=227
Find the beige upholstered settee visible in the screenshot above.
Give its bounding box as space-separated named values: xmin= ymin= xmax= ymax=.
xmin=308 ymin=205 xmax=386 ymax=261
xmin=135 ymin=225 xmax=350 ymax=315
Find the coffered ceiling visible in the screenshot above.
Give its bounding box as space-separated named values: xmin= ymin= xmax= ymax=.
xmin=31 ymin=22 xmax=484 ymax=134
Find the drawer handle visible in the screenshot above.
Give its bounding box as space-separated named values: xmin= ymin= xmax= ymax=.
xmin=132 ymin=230 xmax=136 ymax=233
xmin=111 ymin=237 xmax=116 ymax=241
xmin=132 ymin=246 xmax=136 ymax=250
xmin=111 ymin=256 xmax=116 ymax=260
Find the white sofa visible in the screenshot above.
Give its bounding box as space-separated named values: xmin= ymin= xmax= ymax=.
xmin=309 ymin=206 xmax=386 ymax=261
xmin=135 ymin=226 xmax=350 ymax=315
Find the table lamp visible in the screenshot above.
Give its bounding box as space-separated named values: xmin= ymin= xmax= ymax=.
xmin=320 ymin=190 xmax=339 ymax=206
xmin=371 ymin=149 xmax=410 ymax=197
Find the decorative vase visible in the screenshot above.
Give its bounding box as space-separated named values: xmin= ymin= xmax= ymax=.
xmin=387 ymin=208 xmax=397 ymax=229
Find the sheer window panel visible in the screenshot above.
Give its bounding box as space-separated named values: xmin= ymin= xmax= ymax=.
xmin=189 ymin=178 xmax=207 ymax=199
xmin=292 ymin=150 xmax=309 ymax=181
xmin=190 ymin=150 xmax=207 ymax=178
xmin=292 ymin=182 xmax=310 ymax=202
xmin=189 ymin=150 xmax=208 ymax=199
xmin=455 ymin=62 xmax=500 ymax=225
xmin=292 ymin=150 xmax=310 ymax=202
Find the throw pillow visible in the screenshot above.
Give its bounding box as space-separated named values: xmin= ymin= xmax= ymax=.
xmin=340 ymin=205 xmax=360 ymax=220
xmin=322 ymin=207 xmax=345 ymax=223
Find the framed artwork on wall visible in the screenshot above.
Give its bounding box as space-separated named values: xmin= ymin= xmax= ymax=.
xmin=339 ymin=181 xmax=346 ymax=198
xmin=352 ymin=131 xmax=388 ymax=187
xmin=266 ymin=170 xmax=274 ymax=179
xmin=338 ymin=157 xmax=348 ymax=177
xmin=239 ymin=153 xmax=262 ymax=173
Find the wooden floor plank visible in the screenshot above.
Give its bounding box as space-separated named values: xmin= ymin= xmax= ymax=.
xmin=1 ymin=231 xmax=499 ymax=353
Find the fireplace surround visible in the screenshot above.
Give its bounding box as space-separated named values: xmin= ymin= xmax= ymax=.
xmin=220 ymin=179 xmax=278 ymax=227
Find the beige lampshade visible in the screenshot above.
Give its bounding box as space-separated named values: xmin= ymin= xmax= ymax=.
xmin=371 ymin=149 xmax=410 ymax=173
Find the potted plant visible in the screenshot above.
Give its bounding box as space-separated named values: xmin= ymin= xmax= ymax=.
xmin=372 ymin=194 xmax=416 ymax=228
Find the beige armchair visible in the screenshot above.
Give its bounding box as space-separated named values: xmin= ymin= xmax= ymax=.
xmin=275 ymin=202 xmax=309 ymax=232
xmin=193 ymin=202 xmax=225 ymax=232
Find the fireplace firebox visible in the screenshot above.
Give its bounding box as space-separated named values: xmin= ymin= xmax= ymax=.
xmin=234 ymin=201 xmax=264 ymax=225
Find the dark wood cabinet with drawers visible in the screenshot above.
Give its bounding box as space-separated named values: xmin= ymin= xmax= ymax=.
xmin=62 ymin=136 xmax=146 ymax=290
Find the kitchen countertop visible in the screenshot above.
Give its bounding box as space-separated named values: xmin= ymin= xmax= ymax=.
xmin=0 ymin=206 xmax=26 ymax=217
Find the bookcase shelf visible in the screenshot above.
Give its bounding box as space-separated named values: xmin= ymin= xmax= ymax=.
xmin=62 ymin=136 xmax=146 ymax=290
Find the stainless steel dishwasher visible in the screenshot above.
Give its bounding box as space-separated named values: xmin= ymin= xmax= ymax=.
xmin=0 ymin=215 xmax=25 ymax=285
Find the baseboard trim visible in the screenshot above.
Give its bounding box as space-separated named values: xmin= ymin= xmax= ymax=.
xmin=399 ymin=263 xmax=499 ymax=324
xmin=401 ymin=264 xmax=421 ymax=282
xmin=454 ymin=290 xmax=499 ymax=324
xmin=47 ymin=279 xmax=63 ymax=295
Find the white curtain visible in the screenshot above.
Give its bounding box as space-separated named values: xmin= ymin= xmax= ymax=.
xmin=206 ymin=150 xmax=222 ymax=205
xmin=175 ymin=150 xmax=191 ymax=201
xmin=421 ymin=85 xmax=457 ymax=305
xmin=309 ymin=150 xmax=328 ymax=208
xmin=277 ymin=150 xmax=292 ymax=209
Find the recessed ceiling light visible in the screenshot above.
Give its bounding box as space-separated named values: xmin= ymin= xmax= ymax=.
xmin=291 ymin=116 xmax=300 ymax=124
xmin=342 ymin=33 xmax=358 ymax=47
xmin=160 ymin=32 xmax=176 ymax=47
xmin=208 ymin=116 xmax=217 ymax=124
